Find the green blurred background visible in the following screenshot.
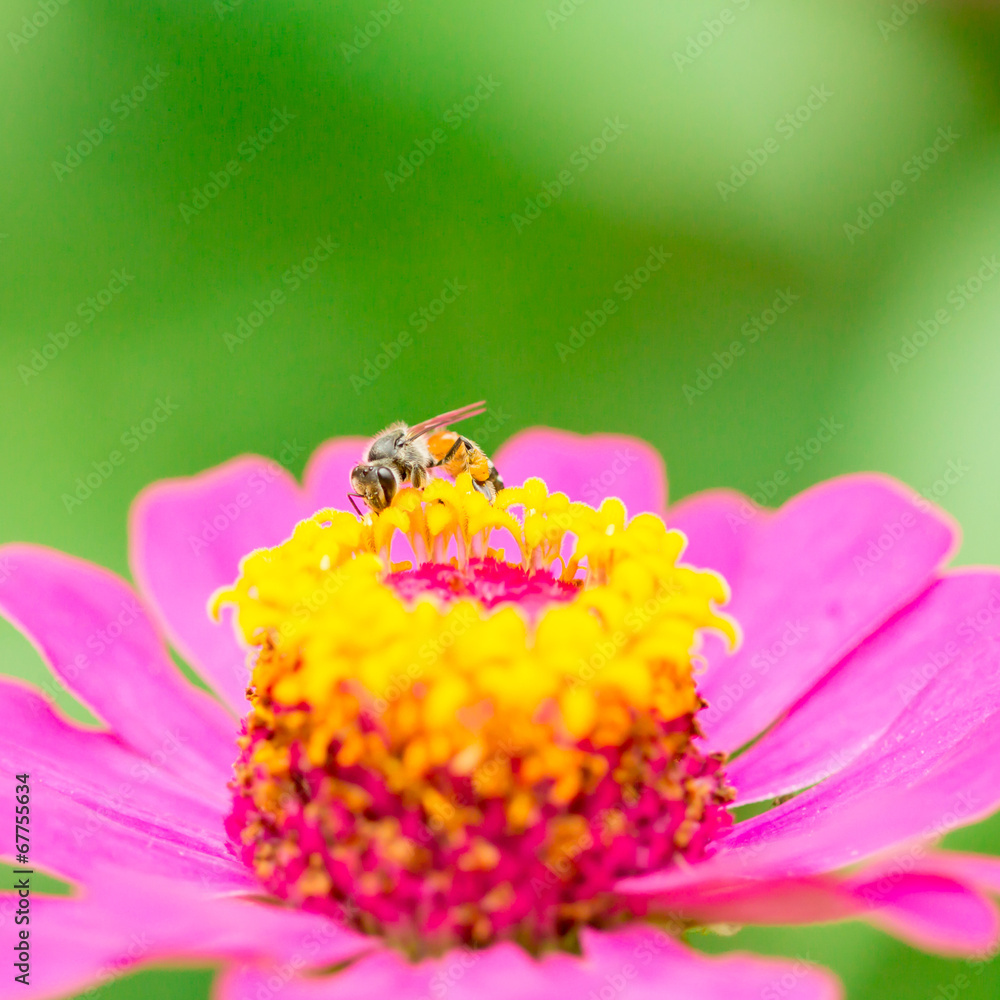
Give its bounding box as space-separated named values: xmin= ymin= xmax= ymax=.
xmin=2 ymin=0 xmax=1000 ymax=996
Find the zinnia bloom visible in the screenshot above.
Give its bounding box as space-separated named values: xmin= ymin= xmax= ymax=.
xmin=3 ymin=426 xmax=1000 ymax=1000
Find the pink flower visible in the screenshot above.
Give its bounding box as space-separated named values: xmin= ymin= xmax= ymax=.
xmin=3 ymin=427 xmax=1000 ymax=1000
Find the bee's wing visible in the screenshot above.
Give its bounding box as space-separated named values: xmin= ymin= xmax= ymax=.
xmin=404 ymin=401 xmax=487 ymax=442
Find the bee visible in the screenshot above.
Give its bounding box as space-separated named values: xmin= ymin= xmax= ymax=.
xmin=348 ymin=401 xmax=505 ymax=515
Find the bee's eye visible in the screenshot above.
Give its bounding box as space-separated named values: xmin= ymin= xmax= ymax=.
xmin=377 ymin=466 xmax=397 ymax=504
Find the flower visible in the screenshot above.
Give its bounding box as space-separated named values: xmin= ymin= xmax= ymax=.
xmin=3 ymin=426 xmax=1000 ymax=1000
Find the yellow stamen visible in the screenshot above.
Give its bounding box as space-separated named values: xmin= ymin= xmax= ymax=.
xmin=213 ymin=477 xmax=736 ymax=829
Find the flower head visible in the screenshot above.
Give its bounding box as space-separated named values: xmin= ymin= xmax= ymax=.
xmin=3 ymin=427 xmax=1000 ymax=1000
xmin=214 ymin=477 xmax=735 ymax=954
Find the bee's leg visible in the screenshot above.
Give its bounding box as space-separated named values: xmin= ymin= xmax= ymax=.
xmin=471 ymin=479 xmax=497 ymax=502
xmin=410 ymin=465 xmax=427 ymax=488
xmin=430 ymin=437 xmax=465 ymax=468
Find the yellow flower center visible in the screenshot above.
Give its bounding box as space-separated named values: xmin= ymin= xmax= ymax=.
xmin=214 ymin=475 xmax=737 ymax=955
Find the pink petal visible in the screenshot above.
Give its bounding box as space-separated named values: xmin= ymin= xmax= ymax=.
xmin=729 ymin=570 xmax=1000 ymax=803
xmin=0 ymin=544 xmax=235 ymax=792
xmin=303 ymin=436 xmax=371 ymax=509
xmin=493 ymin=429 xmax=667 ymax=515
xmin=129 ymin=442 xmax=369 ymax=714
xmin=129 ymin=455 xmax=310 ymax=712
xmin=843 ymin=867 xmax=1000 ymax=957
xmin=714 ymin=623 xmax=1000 ymax=878
xmin=669 ymin=474 xmax=956 ymax=752
xmin=0 ymin=876 xmax=370 ymax=1000
xmin=622 ymin=866 xmax=998 ymax=956
xmin=0 ymin=894 xmax=119 ymax=1000
xmin=12 ymin=785 xmax=247 ymax=893
xmin=0 ymin=678 xmax=245 ymax=890
xmin=216 ymin=925 xmax=840 ymax=1000
xmin=667 ymin=489 xmax=754 ymax=586
xmin=922 ymin=851 xmax=1000 ymax=897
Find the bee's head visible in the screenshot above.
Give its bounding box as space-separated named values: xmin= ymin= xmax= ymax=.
xmin=350 ymin=463 xmax=398 ymax=512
